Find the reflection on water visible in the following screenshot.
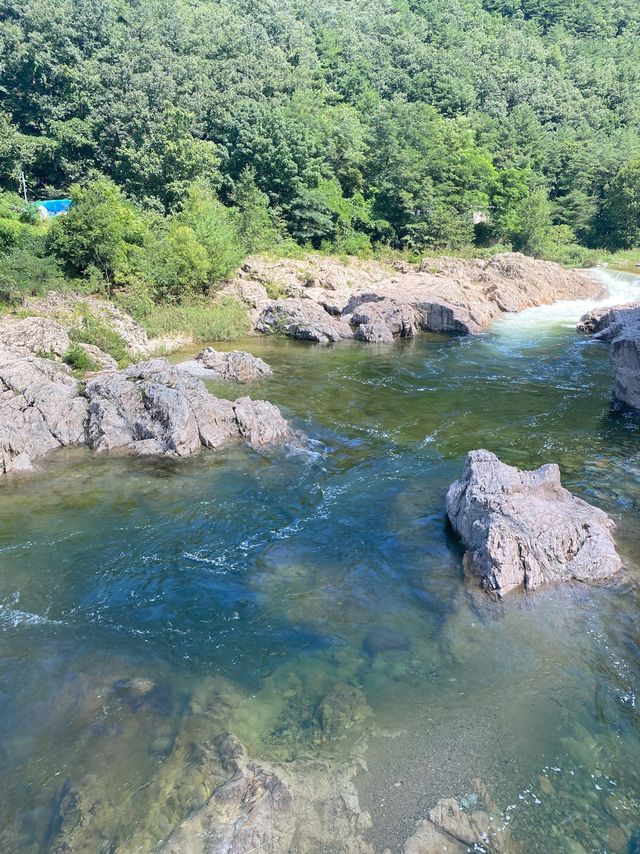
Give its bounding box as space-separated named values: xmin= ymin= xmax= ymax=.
xmin=0 ymin=269 xmax=639 ymax=852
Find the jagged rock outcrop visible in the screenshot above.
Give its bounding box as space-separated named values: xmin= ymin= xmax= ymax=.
xmin=0 ymin=315 xmax=70 ymax=356
xmin=446 ymin=450 xmax=622 ymax=597
xmin=346 ymin=295 xmax=421 ymax=342
xmin=192 ymin=347 xmax=272 ymax=382
xmin=86 ymin=360 xmax=292 ymax=455
xmin=0 ymin=354 xmax=294 ymax=474
xmin=238 ymin=252 xmax=600 ymax=343
xmin=0 ymin=348 xmax=88 ymax=474
xmin=578 ymin=303 xmax=640 ymax=411
xmin=255 ymin=298 xmax=354 ymax=343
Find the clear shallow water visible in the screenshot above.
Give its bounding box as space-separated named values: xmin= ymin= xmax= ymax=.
xmin=1 ymin=270 xmax=640 ymax=852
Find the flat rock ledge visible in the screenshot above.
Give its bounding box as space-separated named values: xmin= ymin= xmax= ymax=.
xmin=178 ymin=347 xmax=273 ymax=382
xmin=578 ymin=302 xmax=640 ymax=411
xmin=226 ymin=252 xmax=600 ymax=344
xmin=0 ymin=352 xmax=293 ymax=475
xmin=446 ymin=450 xmax=622 ymax=598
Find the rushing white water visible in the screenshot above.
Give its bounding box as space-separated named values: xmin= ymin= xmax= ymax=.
xmin=493 ymin=266 xmax=640 ymax=338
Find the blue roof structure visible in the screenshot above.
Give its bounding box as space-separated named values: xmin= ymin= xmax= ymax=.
xmin=34 ymin=199 xmax=73 ymax=215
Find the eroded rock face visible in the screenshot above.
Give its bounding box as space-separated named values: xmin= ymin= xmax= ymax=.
xmin=446 ymin=450 xmax=622 ymax=597
xmin=346 ymin=295 xmax=421 ymax=342
xmin=255 ymin=298 xmax=354 ymax=343
xmin=0 ymin=348 xmax=88 ymax=473
xmin=194 ymin=347 xmax=273 ymax=382
xmin=0 ymin=316 xmax=70 ymax=356
xmin=579 ymin=303 xmax=640 ymax=411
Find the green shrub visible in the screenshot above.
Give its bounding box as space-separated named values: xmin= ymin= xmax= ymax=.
xmin=178 ymin=180 xmax=244 ymax=282
xmin=113 ymin=278 xmax=156 ymax=320
xmin=0 ymin=247 xmax=67 ymax=304
xmin=63 ymin=343 xmax=98 ymax=373
xmin=140 ymin=296 xmax=250 ymax=342
xmin=69 ymin=311 xmax=128 ymax=363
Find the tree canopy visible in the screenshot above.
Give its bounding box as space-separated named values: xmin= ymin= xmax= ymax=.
xmin=2 ymin=0 xmax=640 ymax=252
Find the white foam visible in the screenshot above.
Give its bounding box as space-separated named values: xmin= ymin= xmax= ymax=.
xmin=492 ymin=267 xmax=640 ymax=337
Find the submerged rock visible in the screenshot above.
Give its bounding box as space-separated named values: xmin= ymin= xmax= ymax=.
xmin=403 ymin=780 xmax=512 ymax=854
xmin=193 ymin=347 xmax=273 ymax=382
xmin=446 ymin=450 xmax=622 ymax=597
xmin=162 ymin=732 xmax=373 ymax=854
xmin=363 ymin=626 xmax=410 ymax=656
xmin=579 ymin=303 xmax=640 ymax=411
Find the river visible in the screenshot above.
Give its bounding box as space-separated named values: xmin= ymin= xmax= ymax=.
xmin=1 ymin=269 xmax=639 ymax=852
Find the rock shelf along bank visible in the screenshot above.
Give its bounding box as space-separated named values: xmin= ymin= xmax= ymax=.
xmin=222 ymin=252 xmax=602 ymax=344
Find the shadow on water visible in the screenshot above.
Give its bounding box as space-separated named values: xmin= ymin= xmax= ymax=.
xmin=0 ymin=269 xmax=639 ymax=851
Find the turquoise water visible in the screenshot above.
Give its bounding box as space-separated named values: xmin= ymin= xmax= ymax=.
xmin=1 ymin=271 xmax=639 ymax=852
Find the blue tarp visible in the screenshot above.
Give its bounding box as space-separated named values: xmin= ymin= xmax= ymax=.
xmin=33 ymin=199 xmax=73 ymax=215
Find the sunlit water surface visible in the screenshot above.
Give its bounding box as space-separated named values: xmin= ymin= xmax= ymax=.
xmin=1 ymin=270 xmax=639 ymax=852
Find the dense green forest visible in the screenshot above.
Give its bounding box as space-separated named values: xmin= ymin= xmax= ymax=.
xmin=2 ymin=0 xmax=640 ymax=312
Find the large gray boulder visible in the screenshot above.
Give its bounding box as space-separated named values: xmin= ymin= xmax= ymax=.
xmin=255 ymin=298 xmax=354 ymax=343
xmin=581 ymin=303 xmax=640 ymax=411
xmin=193 ymin=347 xmax=272 ymax=382
xmin=446 ymin=450 xmax=622 ymax=597
xmin=0 ymin=352 xmax=294 ymax=475
xmin=0 ymin=347 xmax=88 ymax=473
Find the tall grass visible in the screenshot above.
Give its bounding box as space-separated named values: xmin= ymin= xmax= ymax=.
xmin=139 ymin=296 xmax=251 ymax=342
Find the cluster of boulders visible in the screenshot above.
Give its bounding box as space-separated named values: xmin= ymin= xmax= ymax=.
xmin=0 ymin=346 xmax=293 ymax=478
xmin=446 ymin=450 xmax=622 ymax=598
xmin=220 ymin=252 xmax=601 ymax=344
xmin=578 ymin=301 xmax=640 ymax=411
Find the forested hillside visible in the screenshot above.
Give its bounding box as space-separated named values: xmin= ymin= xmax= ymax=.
xmin=2 ymin=0 xmax=640 ymax=294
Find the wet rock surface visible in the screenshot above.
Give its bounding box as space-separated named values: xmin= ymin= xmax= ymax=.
xmin=446 ymin=450 xmax=622 ymax=597
xmin=0 ymin=353 xmax=294 ymax=474
xmin=579 ymin=303 xmax=640 ymax=411
xmin=238 ymin=252 xmax=600 ymax=343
